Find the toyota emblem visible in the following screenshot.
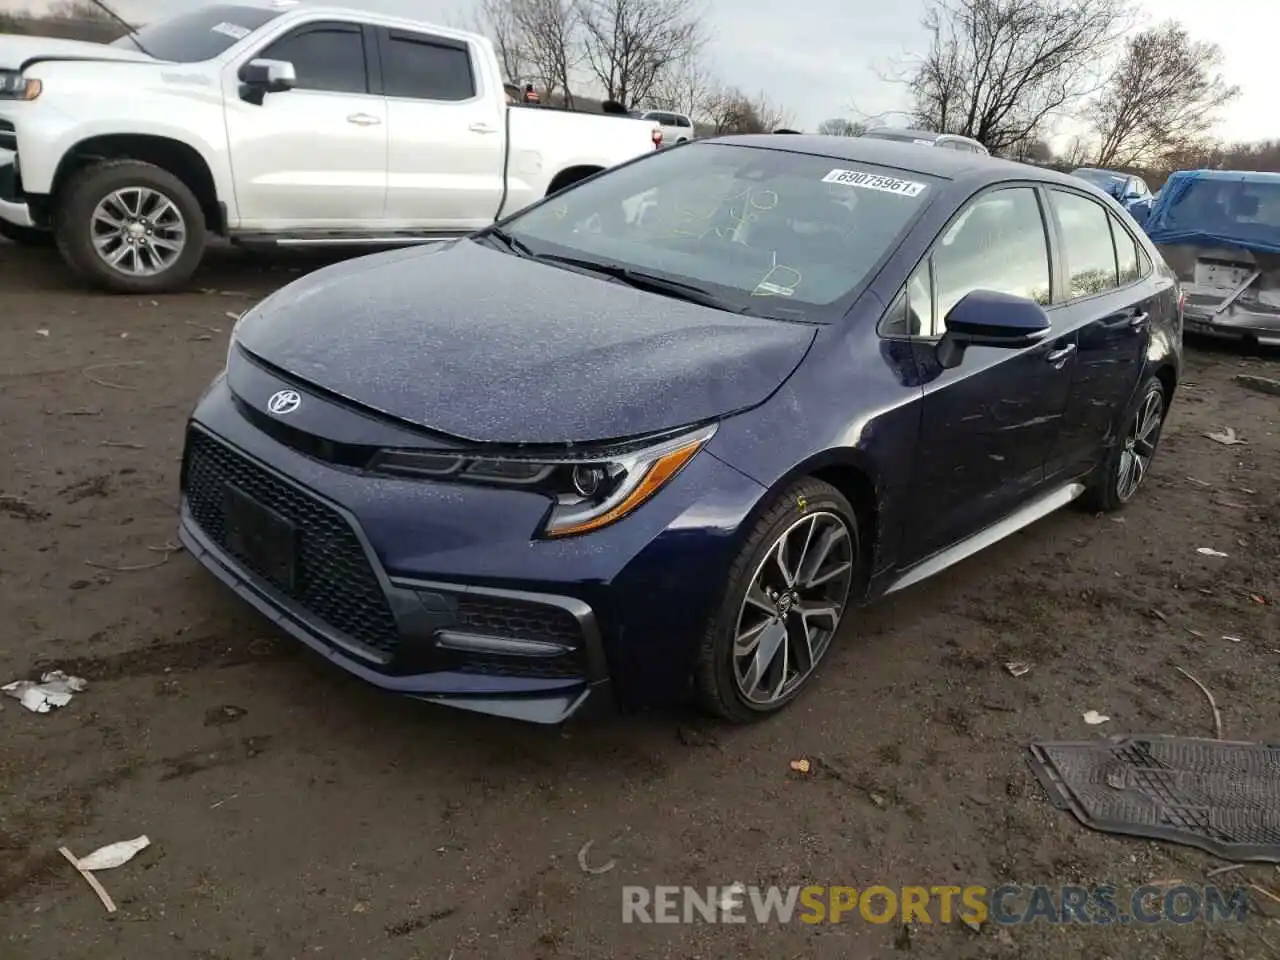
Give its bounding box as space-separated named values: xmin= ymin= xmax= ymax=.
xmin=267 ymin=389 xmax=301 ymax=415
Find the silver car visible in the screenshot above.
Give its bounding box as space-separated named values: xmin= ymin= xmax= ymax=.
xmin=859 ymin=127 xmax=990 ymax=156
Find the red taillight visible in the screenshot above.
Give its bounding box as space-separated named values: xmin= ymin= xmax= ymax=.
xmin=651 ymin=126 xmax=663 ymax=148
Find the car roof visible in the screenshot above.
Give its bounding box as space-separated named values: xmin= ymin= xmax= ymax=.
xmin=864 ymin=127 xmax=942 ymax=141
xmin=705 ymin=134 xmax=1086 ymax=190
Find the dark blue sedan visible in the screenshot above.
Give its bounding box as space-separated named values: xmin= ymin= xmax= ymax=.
xmin=180 ymin=136 xmax=1182 ymax=724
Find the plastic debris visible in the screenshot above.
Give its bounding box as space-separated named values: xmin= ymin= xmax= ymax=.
xmin=1223 ymin=636 xmax=1245 ymax=644
xmin=78 ymin=835 xmax=151 ymax=871
xmin=789 ymin=758 xmax=812 ymax=774
xmin=2 ymin=671 xmax=87 ymax=713
xmin=1204 ymin=428 xmax=1246 ymax=446
xmin=1004 ymin=661 xmax=1031 ymax=678
xmin=717 ymin=882 xmax=747 ymax=912
xmin=1196 ymin=548 xmax=1229 ymax=558
xmin=35 ymin=329 xmax=49 ymax=337
xmin=1083 ymin=710 xmax=1110 ymax=725
xmin=576 ymin=840 xmax=616 ymax=875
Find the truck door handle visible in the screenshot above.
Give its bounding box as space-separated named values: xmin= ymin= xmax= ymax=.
xmin=1046 ymin=344 xmax=1076 ymax=367
xmin=1129 ymin=311 xmax=1149 ymax=327
xmin=347 ymin=113 xmax=382 ymax=126
xmin=469 ymin=122 xmax=497 ymax=134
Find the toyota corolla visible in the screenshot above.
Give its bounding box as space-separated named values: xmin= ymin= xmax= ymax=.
xmin=179 ymin=135 xmax=1181 ymax=724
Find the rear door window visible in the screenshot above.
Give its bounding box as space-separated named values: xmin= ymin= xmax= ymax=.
xmin=382 ymin=30 xmax=476 ymax=101
xmin=1109 ymin=214 xmax=1144 ymax=285
xmin=1051 ymin=189 xmax=1120 ymax=299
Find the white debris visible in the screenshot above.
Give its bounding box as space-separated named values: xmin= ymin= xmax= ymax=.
xmin=2 ymin=670 xmax=88 ymax=713
xmin=718 ymin=882 xmax=747 ymax=912
xmin=1196 ymin=547 xmax=1229 ymax=558
xmin=576 ymin=840 xmax=616 ymax=875
xmin=77 ymin=835 xmax=150 ymax=871
xmin=1204 ymin=427 xmax=1247 ymax=446
xmin=35 ymin=329 xmax=49 ymax=337
xmin=1004 ymin=661 xmax=1031 ymax=678
xmin=1083 ymin=710 xmax=1111 ymax=726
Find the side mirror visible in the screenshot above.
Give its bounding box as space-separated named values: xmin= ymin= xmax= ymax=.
xmin=238 ymin=58 xmax=296 ymax=104
xmin=936 ymin=289 xmax=1051 ymax=369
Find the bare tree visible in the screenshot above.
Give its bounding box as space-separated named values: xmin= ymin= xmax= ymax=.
xmin=646 ymin=57 xmax=716 ymax=121
xmin=906 ymin=0 xmax=1129 ymax=155
xmin=1060 ymin=134 xmax=1092 ymax=168
xmin=816 ymin=118 xmax=867 ymax=137
xmin=477 ymin=0 xmax=531 ymax=84
xmin=508 ymin=0 xmax=581 ymax=107
xmin=702 ymin=86 xmax=792 ymax=135
xmin=1089 ymin=22 xmax=1239 ymax=169
xmin=576 ymin=0 xmax=706 ymax=109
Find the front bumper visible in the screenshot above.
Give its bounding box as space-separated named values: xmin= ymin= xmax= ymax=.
xmin=0 ymin=156 xmax=36 ymax=228
xmin=180 ymin=371 xmax=766 ymax=722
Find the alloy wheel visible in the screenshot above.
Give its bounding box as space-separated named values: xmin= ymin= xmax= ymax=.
xmin=90 ymin=187 xmax=187 ymax=277
xmin=732 ymin=511 xmax=855 ymax=706
xmin=1116 ymin=389 xmax=1164 ymax=502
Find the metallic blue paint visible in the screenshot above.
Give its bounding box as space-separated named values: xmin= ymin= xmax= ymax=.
xmin=180 ymin=137 xmax=1182 ymax=723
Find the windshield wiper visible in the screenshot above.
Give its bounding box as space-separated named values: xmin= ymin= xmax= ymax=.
xmin=88 ymin=0 xmax=155 ymax=58
xmin=532 ymin=254 xmax=757 ymax=314
xmin=483 ymin=226 xmax=537 ymax=259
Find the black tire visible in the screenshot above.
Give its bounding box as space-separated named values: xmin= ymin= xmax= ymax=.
xmin=54 ymin=159 xmax=207 ymax=294
xmin=1082 ymin=375 xmax=1167 ymax=513
xmin=0 ymin=220 xmax=54 ymax=247
xmin=695 ymin=477 xmax=860 ymax=722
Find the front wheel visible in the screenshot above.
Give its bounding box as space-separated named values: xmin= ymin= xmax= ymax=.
xmin=1083 ymin=376 xmax=1167 ymax=512
xmin=54 ymin=159 xmax=207 ymax=294
xmin=695 ymin=478 xmax=859 ymax=722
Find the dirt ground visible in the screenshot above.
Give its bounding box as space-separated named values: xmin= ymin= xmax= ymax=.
xmin=1 ymin=239 xmax=1278 ymax=960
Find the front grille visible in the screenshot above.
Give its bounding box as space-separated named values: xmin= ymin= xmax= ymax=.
xmin=183 ymin=428 xmax=401 ymax=657
xmin=0 ymin=119 xmax=14 ymax=152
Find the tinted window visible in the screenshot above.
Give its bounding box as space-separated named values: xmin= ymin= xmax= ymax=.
xmin=676 ymin=116 xmax=692 ymax=128
xmin=384 ymin=32 xmax=476 ymax=101
xmin=111 ymin=4 xmax=282 ymax=62
xmin=261 ymin=24 xmax=367 ymax=94
xmin=1110 ymin=215 xmax=1141 ymax=285
xmin=504 ymin=142 xmax=938 ymax=322
xmin=932 ymin=187 xmax=1051 ymax=331
xmin=1052 ymin=190 xmax=1119 ymax=299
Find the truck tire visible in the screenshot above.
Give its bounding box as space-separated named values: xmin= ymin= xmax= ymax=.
xmin=54 ymin=159 xmax=207 ymax=294
xmin=0 ymin=221 xmax=54 ymax=246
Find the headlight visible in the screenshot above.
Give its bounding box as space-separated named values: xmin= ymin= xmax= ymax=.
xmin=369 ymin=423 xmax=717 ymax=538
xmin=0 ymin=75 xmax=41 ymax=100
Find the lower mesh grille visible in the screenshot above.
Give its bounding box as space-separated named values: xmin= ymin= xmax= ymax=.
xmin=183 ymin=428 xmax=401 ymax=656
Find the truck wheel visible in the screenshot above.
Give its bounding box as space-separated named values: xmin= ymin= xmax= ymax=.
xmin=55 ymin=160 xmax=206 ymax=294
xmin=0 ymin=221 xmax=54 ymax=247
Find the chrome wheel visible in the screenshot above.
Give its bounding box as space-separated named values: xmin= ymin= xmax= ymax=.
xmin=1116 ymin=389 xmax=1164 ymax=502
xmin=732 ymin=511 xmax=855 ymax=706
xmin=90 ymin=187 xmax=187 ymax=277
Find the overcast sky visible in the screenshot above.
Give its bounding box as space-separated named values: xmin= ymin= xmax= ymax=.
xmin=6 ymin=0 xmax=1273 ymax=144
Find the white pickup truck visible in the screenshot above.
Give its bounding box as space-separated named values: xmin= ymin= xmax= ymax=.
xmin=0 ymin=1 xmax=663 ymax=293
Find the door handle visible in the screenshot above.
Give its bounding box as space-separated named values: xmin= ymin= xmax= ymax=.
xmin=1045 ymin=343 xmax=1076 ymax=367
xmin=346 ymin=113 xmax=382 ymax=126
xmin=469 ymin=122 xmax=497 ymax=134
xmin=1128 ymin=311 xmax=1149 ymax=327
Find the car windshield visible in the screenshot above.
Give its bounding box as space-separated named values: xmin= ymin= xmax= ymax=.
xmin=111 ymin=5 xmax=284 ymax=62
xmin=1072 ymin=169 xmax=1126 ymax=193
xmin=498 ymin=142 xmax=938 ymax=322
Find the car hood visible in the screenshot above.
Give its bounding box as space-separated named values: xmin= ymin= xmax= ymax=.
xmin=234 ymin=240 xmax=817 ymax=445
xmin=0 ymin=36 xmax=155 ymax=70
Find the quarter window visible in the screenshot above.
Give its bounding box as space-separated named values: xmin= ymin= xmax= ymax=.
xmin=1110 ymin=214 xmax=1143 ymax=285
xmin=383 ymin=31 xmax=476 ymax=101
xmin=931 ymin=187 xmax=1051 ymax=334
xmin=1051 ymin=189 xmax=1119 ymax=299
xmin=259 ymin=23 xmax=367 ymax=95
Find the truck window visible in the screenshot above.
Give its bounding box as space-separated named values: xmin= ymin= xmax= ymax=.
xmin=260 ymin=23 xmax=368 ymax=95
xmin=382 ymin=31 xmax=476 ymax=101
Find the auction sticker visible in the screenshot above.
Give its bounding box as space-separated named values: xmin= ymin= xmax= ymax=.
xmin=821 ymin=169 xmax=928 ymax=197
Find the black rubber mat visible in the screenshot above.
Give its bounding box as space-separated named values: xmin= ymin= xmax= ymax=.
xmin=1027 ymin=735 xmax=1280 ymax=862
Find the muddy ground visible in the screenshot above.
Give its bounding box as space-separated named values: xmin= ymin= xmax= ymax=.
xmin=1 ymin=239 xmax=1278 ymax=960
